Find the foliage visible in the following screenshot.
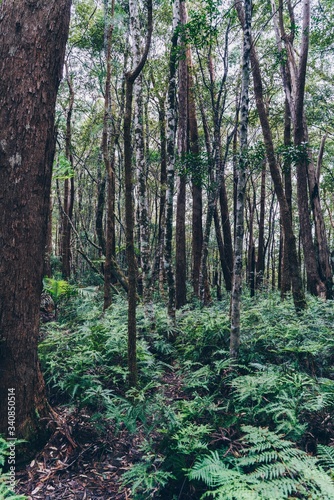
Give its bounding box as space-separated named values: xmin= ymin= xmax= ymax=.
xmin=0 ymin=437 xmax=26 ymax=499
xmin=188 ymin=426 xmax=334 ymax=499
xmin=39 ymin=291 xmax=334 ymax=498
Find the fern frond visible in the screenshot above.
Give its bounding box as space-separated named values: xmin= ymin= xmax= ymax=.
xmin=317 ymin=445 xmax=334 ymax=471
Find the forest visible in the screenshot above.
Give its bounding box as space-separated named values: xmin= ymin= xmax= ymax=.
xmin=1 ymin=0 xmax=334 ymax=498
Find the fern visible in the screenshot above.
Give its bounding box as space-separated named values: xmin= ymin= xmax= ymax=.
xmin=317 ymin=445 xmax=334 ymax=473
xmin=0 ymin=437 xmax=27 ymax=499
xmin=188 ymin=426 xmax=334 ymax=499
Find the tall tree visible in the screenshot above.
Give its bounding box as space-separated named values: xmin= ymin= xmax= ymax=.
xmin=103 ymin=0 xmax=116 ymax=311
xmin=165 ymin=0 xmax=180 ymax=320
xmin=175 ymin=0 xmax=188 ymax=309
xmin=274 ymin=0 xmax=332 ymax=297
xmin=0 ymin=0 xmax=71 ymax=448
xmin=132 ymin=0 xmax=154 ymax=319
xmin=124 ymin=0 xmax=153 ymax=387
xmin=61 ymin=62 xmax=75 ymax=280
xmin=236 ymin=0 xmax=306 ymax=312
xmin=230 ymin=0 xmax=252 ymax=358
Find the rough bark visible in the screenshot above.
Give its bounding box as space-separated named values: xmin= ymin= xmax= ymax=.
xmin=102 ymin=0 xmax=116 ymax=310
xmin=155 ymin=96 xmax=167 ymax=297
xmin=175 ymin=0 xmax=188 ymax=309
xmin=124 ymin=0 xmax=153 ymax=387
xmin=0 ymin=0 xmax=71 ymax=451
xmin=230 ymin=0 xmax=251 ymax=358
xmin=131 ymin=1 xmax=154 ymax=318
xmin=187 ymin=50 xmax=203 ymax=298
xmin=280 ymin=98 xmax=292 ymax=297
xmin=165 ymin=1 xmax=180 ymax=320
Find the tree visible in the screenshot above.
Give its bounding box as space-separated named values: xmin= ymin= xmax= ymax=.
xmin=236 ymin=0 xmax=306 ymax=312
xmin=0 ymin=0 xmax=71 ymax=450
xmin=165 ymin=1 xmax=180 ymax=320
xmin=124 ymin=0 xmax=153 ymax=387
xmin=175 ymin=0 xmax=188 ymax=309
xmin=230 ymin=0 xmax=252 ymax=358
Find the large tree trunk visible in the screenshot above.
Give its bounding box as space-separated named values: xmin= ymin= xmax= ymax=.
xmin=0 ymin=0 xmax=71 ymax=451
xmin=157 ymin=97 xmax=167 ymax=297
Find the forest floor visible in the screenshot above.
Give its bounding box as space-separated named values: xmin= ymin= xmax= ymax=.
xmin=16 ymin=371 xmax=183 ymax=499
xmin=12 ymin=292 xmax=334 ymax=499
xmin=16 ymin=406 xmax=134 ymax=499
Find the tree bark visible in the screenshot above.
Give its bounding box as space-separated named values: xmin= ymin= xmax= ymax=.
xmin=256 ymin=164 xmax=266 ymax=288
xmin=235 ymin=0 xmax=306 ymax=312
xmin=0 ymin=0 xmax=71 ymax=451
xmin=230 ymin=0 xmax=252 ymax=358
xmin=124 ymin=0 xmax=152 ymax=387
xmin=61 ymin=63 xmax=75 ymax=280
xmin=102 ymin=0 xmax=116 ymax=311
xmin=187 ymin=49 xmax=203 ymax=298
xmin=165 ymin=1 xmax=180 ymax=320
xmin=175 ymin=0 xmax=188 ymax=309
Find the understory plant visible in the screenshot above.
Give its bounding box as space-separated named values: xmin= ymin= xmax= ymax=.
xmin=0 ymin=437 xmax=26 ymax=499
xmin=38 ymin=290 xmax=334 ymax=499
xmin=188 ymin=426 xmax=334 ymax=499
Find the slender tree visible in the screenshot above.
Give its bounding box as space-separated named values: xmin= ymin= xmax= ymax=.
xmin=230 ymin=0 xmax=252 ymax=358
xmin=236 ymin=0 xmax=306 ymax=312
xmin=61 ymin=62 xmax=75 ymax=280
xmin=165 ymin=0 xmax=180 ymax=320
xmin=175 ymin=0 xmax=188 ymax=309
xmin=124 ymin=0 xmax=153 ymax=387
xmin=103 ymin=0 xmax=116 ymax=310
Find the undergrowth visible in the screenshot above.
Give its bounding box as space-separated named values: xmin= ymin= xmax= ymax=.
xmin=38 ymin=290 xmax=334 ymax=499
xmin=0 ymin=437 xmax=26 ymax=499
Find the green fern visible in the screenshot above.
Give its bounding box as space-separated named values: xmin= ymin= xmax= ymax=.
xmin=317 ymin=445 xmax=334 ymax=474
xmin=0 ymin=437 xmax=27 ymax=499
xmin=188 ymin=426 xmax=334 ymax=499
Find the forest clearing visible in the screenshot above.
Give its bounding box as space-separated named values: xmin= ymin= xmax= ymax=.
xmin=0 ymin=0 xmax=334 ymax=498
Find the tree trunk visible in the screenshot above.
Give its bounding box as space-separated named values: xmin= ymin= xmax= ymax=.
xmin=165 ymin=1 xmax=180 ymax=320
xmin=230 ymin=0 xmax=252 ymax=358
xmin=157 ymin=97 xmax=167 ymax=297
xmin=187 ymin=49 xmax=203 ymax=298
xmin=132 ymin=2 xmax=154 ymax=319
xmin=281 ymin=98 xmax=292 ymax=297
xmin=293 ymin=0 xmax=326 ymax=297
xmin=219 ymin=181 xmax=233 ymax=291
xmin=0 ymin=0 xmax=71 ymax=452
xmin=235 ymin=0 xmax=306 ymax=312
xmin=103 ymin=0 xmax=116 ymax=311
xmin=124 ymin=0 xmax=152 ymax=387
xmin=175 ymin=0 xmax=188 ymax=309
xmin=61 ymin=64 xmax=75 ymax=280
xmin=275 ymin=0 xmax=331 ymax=297
xmin=256 ymin=163 xmax=266 ymax=288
